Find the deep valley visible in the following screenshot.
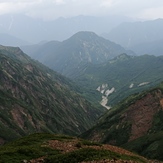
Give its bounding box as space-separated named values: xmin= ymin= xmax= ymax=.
xmin=1 ymin=13 xmax=163 ymax=163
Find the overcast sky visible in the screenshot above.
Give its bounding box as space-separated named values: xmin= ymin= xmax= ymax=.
xmin=0 ymin=0 xmax=163 ymax=20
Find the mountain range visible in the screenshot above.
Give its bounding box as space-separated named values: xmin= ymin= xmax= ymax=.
xmin=131 ymin=39 xmax=163 ymax=56
xmin=72 ymin=53 xmax=163 ymax=107
xmin=1 ymin=22 xmax=163 ymax=162
xmin=104 ymin=18 xmax=163 ymax=55
xmin=1 ymin=44 xmax=163 ymax=161
xmin=0 ymin=14 xmax=132 ymax=44
xmin=21 ymin=31 xmax=134 ymax=77
xmin=0 ymin=45 xmax=104 ymax=144
xmin=2 ymin=15 xmax=163 ymax=57
xmin=21 ymin=31 xmax=163 ymax=109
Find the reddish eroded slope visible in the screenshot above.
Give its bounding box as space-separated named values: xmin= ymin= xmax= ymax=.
xmin=81 ymin=88 xmax=163 ymax=147
xmin=123 ymin=90 xmax=163 ymax=141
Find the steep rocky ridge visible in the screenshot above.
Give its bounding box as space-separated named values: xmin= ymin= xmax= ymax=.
xmin=0 ymin=45 xmax=103 ymax=144
xmin=81 ymin=83 xmax=163 ymax=160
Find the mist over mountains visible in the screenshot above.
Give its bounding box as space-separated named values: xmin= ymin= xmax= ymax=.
xmin=104 ymin=18 xmax=163 ymax=55
xmin=2 ymin=11 xmax=163 ymax=162
xmin=21 ymin=31 xmax=134 ymax=77
xmin=1 ymin=13 xmax=163 ymax=58
xmin=0 ymin=14 xmax=132 ymax=45
xmin=0 ymin=33 xmax=29 ymax=46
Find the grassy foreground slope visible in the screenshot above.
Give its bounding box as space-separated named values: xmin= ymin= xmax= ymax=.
xmin=0 ymin=133 xmax=155 ymax=163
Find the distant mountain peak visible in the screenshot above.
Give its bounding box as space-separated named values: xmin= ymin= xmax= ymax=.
xmin=22 ymin=31 xmax=134 ymax=77
xmin=0 ymin=45 xmax=30 ymax=63
xmin=69 ymin=31 xmax=100 ymax=42
xmin=74 ymin=31 xmax=96 ymax=36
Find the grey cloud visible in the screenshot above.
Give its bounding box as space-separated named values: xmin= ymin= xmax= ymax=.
xmin=0 ymin=0 xmax=163 ymax=20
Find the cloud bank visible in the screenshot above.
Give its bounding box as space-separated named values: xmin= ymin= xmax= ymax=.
xmin=0 ymin=0 xmax=163 ymax=20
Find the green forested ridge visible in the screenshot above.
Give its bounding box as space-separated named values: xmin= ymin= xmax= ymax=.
xmin=1 ymin=39 xmax=163 ymax=162
xmin=21 ymin=32 xmax=163 ymax=108
xmin=0 ymin=45 xmax=103 ymax=143
xmin=73 ymin=54 xmax=163 ymax=106
xmin=81 ymin=82 xmax=163 ymax=161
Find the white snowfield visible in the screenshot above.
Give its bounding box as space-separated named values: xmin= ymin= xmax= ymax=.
xmin=97 ymin=82 xmax=150 ymax=110
xmin=129 ymin=83 xmax=134 ymax=88
xmin=100 ymin=96 xmax=111 ymax=110
xmin=96 ymin=83 xmax=115 ymax=110
xmin=129 ymin=82 xmax=150 ymax=88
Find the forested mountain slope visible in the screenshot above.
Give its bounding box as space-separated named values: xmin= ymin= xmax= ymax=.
xmin=72 ymin=54 xmax=163 ymax=107
xmin=0 ymin=45 xmax=103 ymax=144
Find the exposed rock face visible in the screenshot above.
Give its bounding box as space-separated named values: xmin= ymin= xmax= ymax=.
xmin=10 ymin=106 xmax=41 ymax=131
xmin=81 ymin=87 xmax=163 ymax=161
xmin=124 ymin=90 xmax=163 ymax=141
xmin=82 ymin=87 xmax=163 ymax=144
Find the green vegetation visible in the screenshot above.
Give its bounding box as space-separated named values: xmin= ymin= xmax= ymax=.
xmin=45 ymin=148 xmax=146 ymax=163
xmin=122 ymin=131 xmax=163 ymax=161
xmin=78 ymin=139 xmax=102 ymax=146
xmin=0 ymin=45 xmax=104 ymax=143
xmin=74 ymin=54 xmax=163 ymax=106
xmin=0 ymin=133 xmax=61 ymax=163
xmin=0 ymin=133 xmax=147 ymax=163
xmin=20 ymin=32 xmax=134 ymax=107
xmin=81 ymin=82 xmax=163 ymax=161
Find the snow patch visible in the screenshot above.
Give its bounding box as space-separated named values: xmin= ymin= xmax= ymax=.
xmin=96 ymin=86 xmax=101 ymax=92
xmin=96 ymin=83 xmax=115 ymax=110
xmin=138 ymin=82 xmax=149 ymax=87
xmin=100 ymin=96 xmax=111 ymax=110
xmin=129 ymin=83 xmax=134 ymax=88
xmin=96 ymin=84 xmax=108 ymax=94
xmin=105 ymin=87 xmax=115 ymax=96
xmin=47 ymin=73 xmax=51 ymax=78
xmin=96 ymin=84 xmax=115 ymax=96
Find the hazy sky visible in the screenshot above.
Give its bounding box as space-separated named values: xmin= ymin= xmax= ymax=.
xmin=0 ymin=0 xmax=163 ymax=20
